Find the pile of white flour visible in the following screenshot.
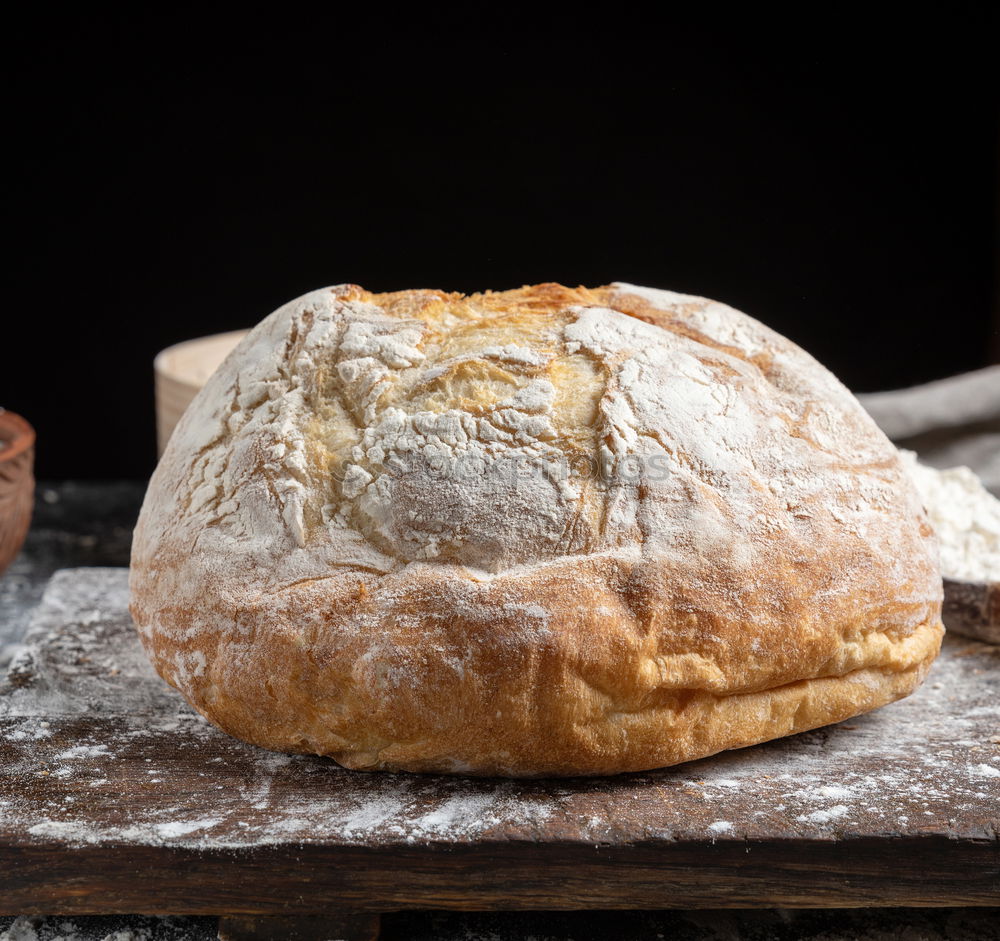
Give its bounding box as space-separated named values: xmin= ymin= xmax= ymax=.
xmin=900 ymin=449 xmax=1000 ymax=582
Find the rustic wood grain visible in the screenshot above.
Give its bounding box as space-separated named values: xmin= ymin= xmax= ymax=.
xmin=1 ymin=837 xmax=998 ymax=914
xmin=1 ymin=568 xmax=997 ymax=915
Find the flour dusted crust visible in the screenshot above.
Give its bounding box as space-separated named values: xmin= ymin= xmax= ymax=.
xmin=129 ymin=282 xmax=943 ymax=776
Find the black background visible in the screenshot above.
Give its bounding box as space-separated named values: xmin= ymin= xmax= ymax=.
xmin=6 ymin=11 xmax=999 ymax=479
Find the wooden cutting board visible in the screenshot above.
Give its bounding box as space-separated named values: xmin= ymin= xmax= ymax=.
xmin=1 ymin=568 xmax=997 ymax=919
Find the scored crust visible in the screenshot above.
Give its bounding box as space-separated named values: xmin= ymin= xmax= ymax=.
xmin=129 ymin=282 xmax=943 ymax=776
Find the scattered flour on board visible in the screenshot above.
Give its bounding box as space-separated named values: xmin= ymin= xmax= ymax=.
xmin=808 ymin=784 xmax=855 ymax=800
xmin=53 ymin=744 xmax=110 ymax=761
xmin=970 ymin=763 xmax=1000 ymax=779
xmin=152 ymin=818 xmax=223 ymax=839
xmin=796 ymin=805 xmax=851 ymax=825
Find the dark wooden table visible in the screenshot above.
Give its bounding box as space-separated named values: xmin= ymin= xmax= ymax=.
xmin=1 ymin=568 xmax=997 ymax=939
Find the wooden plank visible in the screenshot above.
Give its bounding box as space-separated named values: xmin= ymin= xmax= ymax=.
xmin=1 ymin=568 xmax=997 ymax=913
xmin=1 ymin=837 xmax=998 ymax=913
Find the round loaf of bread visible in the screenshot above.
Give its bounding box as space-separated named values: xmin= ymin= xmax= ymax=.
xmin=130 ymin=282 xmax=943 ymax=776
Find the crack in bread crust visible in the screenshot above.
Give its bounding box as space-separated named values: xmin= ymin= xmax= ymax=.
xmin=130 ymin=282 xmax=943 ymax=776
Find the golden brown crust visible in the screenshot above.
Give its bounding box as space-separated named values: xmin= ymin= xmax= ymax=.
xmin=130 ymin=282 xmax=943 ymax=776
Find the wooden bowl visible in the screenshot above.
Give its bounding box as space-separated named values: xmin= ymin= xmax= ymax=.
xmin=0 ymin=410 xmax=35 ymax=575
xmin=154 ymin=330 xmax=248 ymax=455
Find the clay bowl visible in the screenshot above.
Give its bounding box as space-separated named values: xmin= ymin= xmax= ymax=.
xmin=0 ymin=410 xmax=35 ymax=575
xmin=154 ymin=330 xmax=248 ymax=455
xmin=943 ymin=576 xmax=1000 ymax=645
